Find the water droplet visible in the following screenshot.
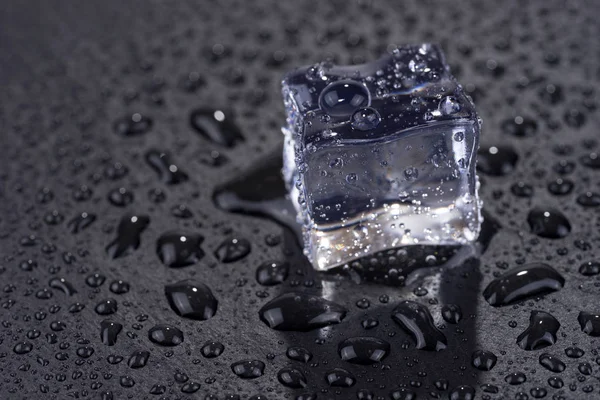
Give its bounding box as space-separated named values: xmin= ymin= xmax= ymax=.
xmin=100 ymin=320 xmax=123 ymax=346
xmin=258 ymin=292 xmax=347 ymax=331
xmin=505 ymin=371 xmax=526 ymax=385
xmin=548 ymin=376 xmax=564 ymax=388
xmin=324 ymin=368 xmax=355 ymax=387
xmin=181 ymin=382 xmax=201 ymax=393
xmin=389 ymin=388 xmax=416 ymax=400
xmin=517 ymin=310 xmax=560 ymax=350
xmin=578 ymin=311 xmax=600 ymax=336
xmin=482 ymin=263 xmax=564 ymax=306
xmin=539 ymin=353 xmax=565 ymax=372
xmin=580 ymin=152 xmax=600 ymax=169
xmin=319 ymin=80 xmax=370 ymax=117
xmin=565 ymin=346 xmax=584 ymax=358
xmin=148 ymin=324 xmax=184 ymax=346
xmin=165 ymin=280 xmax=217 ymax=320
xmin=76 ymin=346 xmax=94 ymax=358
xmin=477 ymin=145 xmax=518 ymax=176
xmin=13 ymin=342 xmax=33 ymax=354
xmin=579 ymin=261 xmax=600 ymax=276
xmin=439 ymin=96 xmax=461 ymax=115
xmin=108 ymin=187 xmax=134 ymax=207
xmin=231 ymin=360 xmax=265 ymax=379
xmin=577 ymin=192 xmax=600 ymax=207
xmin=171 ymin=204 xmax=193 ymax=219
xmin=190 ymin=108 xmax=244 ymax=147
xmin=48 ymin=277 xmax=77 ymax=296
xmin=256 ymin=261 xmax=289 ymax=286
xmin=501 ymin=116 xmax=537 ymax=137
xmin=448 ymin=385 xmax=475 ymax=400
xmin=338 ymin=337 xmax=390 ymax=364
xmin=286 ymin=347 xmax=312 ymax=363
xmin=547 ymin=178 xmax=573 ymax=196
xmin=441 ymin=304 xmax=462 ymax=324
xmin=511 ymin=182 xmax=534 ymax=198
xmin=201 ymin=341 xmax=224 ymax=358
xmin=391 ymin=300 xmax=447 ymax=351
xmin=277 ymin=367 xmax=307 ymax=388
xmin=145 ymin=150 xmax=188 ymax=184
xmin=95 ymin=299 xmax=118 ymax=315
xmin=156 ymin=232 xmax=205 ymax=268
xmin=214 ymin=237 xmax=251 ymax=263
xmin=527 ymin=207 xmax=571 ymax=239
xmin=404 ymin=167 xmax=419 ymax=181
xmin=109 ymin=280 xmax=130 ymax=294
xmin=86 ymin=273 xmax=106 ymax=288
xmin=114 ymin=113 xmax=152 ymax=136
xmin=68 ymin=212 xmax=96 ymax=233
xmin=471 ymin=350 xmax=497 ymax=371
xmin=105 ymin=214 xmax=150 ymax=258
xmin=128 ymin=350 xmax=149 ymax=368
xmin=350 ymin=107 xmax=381 ymax=131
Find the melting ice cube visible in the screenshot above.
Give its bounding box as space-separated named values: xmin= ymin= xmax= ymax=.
xmin=281 ymin=44 xmax=482 ymax=271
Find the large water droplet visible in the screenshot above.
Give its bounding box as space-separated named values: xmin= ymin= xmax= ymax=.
xmin=527 ymin=207 xmax=571 ymax=239
xmin=517 ymin=311 xmax=560 ymax=350
xmin=482 ymin=263 xmax=564 ymax=306
xmin=165 ymin=280 xmax=217 ymax=321
xmin=258 ymin=292 xmax=347 ymax=331
xmin=105 ymin=214 xmax=150 ymax=258
xmin=337 ymin=337 xmax=390 ymax=365
xmin=156 ymin=232 xmax=205 ymax=268
xmin=391 ymin=300 xmax=447 ymax=351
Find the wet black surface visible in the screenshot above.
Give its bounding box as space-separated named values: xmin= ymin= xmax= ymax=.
xmin=1 ymin=1 xmax=600 ymax=399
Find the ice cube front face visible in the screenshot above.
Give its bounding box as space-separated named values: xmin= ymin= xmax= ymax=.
xmin=282 ymin=44 xmax=482 ymax=271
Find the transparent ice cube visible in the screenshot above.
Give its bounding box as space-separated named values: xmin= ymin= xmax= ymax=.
xmin=281 ymin=44 xmax=482 ymax=271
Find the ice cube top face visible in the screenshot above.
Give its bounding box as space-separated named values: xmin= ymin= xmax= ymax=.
xmin=282 ymin=44 xmax=482 ymax=271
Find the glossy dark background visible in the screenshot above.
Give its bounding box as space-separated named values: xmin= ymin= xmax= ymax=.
xmin=1 ymin=0 xmax=599 ymax=399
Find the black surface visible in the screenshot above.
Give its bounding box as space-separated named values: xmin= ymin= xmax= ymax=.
xmin=1 ymin=1 xmax=600 ymax=399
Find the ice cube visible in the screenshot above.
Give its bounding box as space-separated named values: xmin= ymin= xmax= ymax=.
xmin=281 ymin=44 xmax=482 ymax=271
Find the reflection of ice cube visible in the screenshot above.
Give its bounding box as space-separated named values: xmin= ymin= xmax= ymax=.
xmin=281 ymin=44 xmax=482 ymax=271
